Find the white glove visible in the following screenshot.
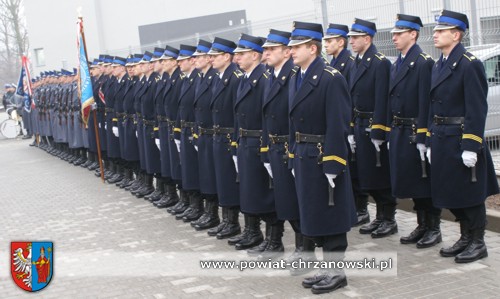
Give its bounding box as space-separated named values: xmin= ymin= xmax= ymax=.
xmin=112 ymin=126 xmax=119 ymax=137
xmin=105 ymin=123 xmax=107 ymax=130
xmin=232 ymin=155 xmax=238 ymax=173
xmin=91 ymin=103 xmax=97 ymax=110
xmin=426 ymin=148 xmax=431 ymax=165
xmin=194 ymin=145 xmax=198 ymax=152
xmin=264 ymin=163 xmax=273 ymax=178
xmin=325 ymin=173 xmax=337 ymax=188
xmin=371 ymin=139 xmax=384 ymax=152
xmin=387 ymin=142 xmax=390 ymax=150
xmin=155 ymin=138 xmax=161 ymax=151
xmin=135 ymin=131 xmax=138 ymax=138
xmin=175 ymin=139 xmax=181 ymax=152
xmin=98 ymin=122 xmax=101 ymax=129
xmin=416 ymin=143 xmax=427 ymax=161
xmin=462 ymin=150 xmax=477 ymax=168
xmin=347 ymin=134 xmax=356 ymax=153
xmin=291 ymin=169 xmax=295 ymax=177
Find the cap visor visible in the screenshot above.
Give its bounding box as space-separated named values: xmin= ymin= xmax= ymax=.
xmin=192 ymin=52 xmax=208 ymax=57
xmin=150 ymin=57 xmax=161 ymax=62
xmin=232 ymin=47 xmax=253 ymax=53
xmin=159 ymin=55 xmax=174 ymax=60
xmin=347 ymin=30 xmax=368 ymax=36
xmin=262 ymin=41 xmax=284 ymax=48
xmin=207 ymin=49 xmax=225 ymax=55
xmin=287 ymin=38 xmax=312 ymax=46
xmin=390 ymin=28 xmax=410 ymax=33
xmin=433 ymin=24 xmax=457 ymax=31
xmin=323 ymin=34 xmax=342 ymax=40
xmin=176 ymin=55 xmax=192 ymax=61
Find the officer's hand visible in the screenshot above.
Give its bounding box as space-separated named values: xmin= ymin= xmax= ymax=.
xmin=416 ymin=143 xmax=427 ymax=161
xmin=264 ymin=163 xmax=273 ymax=178
xmin=291 ymin=169 xmax=295 ymax=178
xmin=135 ymin=131 xmax=138 ymax=138
xmin=387 ymin=142 xmax=390 ymax=151
xmin=155 ymin=138 xmax=161 ymax=151
xmin=104 ymin=123 xmax=107 ymax=130
xmin=325 ymin=173 xmax=337 ymax=188
xmin=98 ymin=122 xmax=101 ymax=129
xmin=371 ymin=139 xmax=384 ymax=152
xmin=462 ymin=150 xmax=477 ymax=168
xmin=426 ymin=148 xmax=431 ymax=164
xmin=232 ymin=155 xmax=239 ymax=173
xmin=112 ymin=126 xmax=119 ymax=137
xmin=91 ymin=103 xmax=97 ymax=110
xmin=347 ymin=134 xmax=356 ymax=153
xmin=175 ymin=139 xmax=181 ymax=152
xmin=194 ymin=145 xmax=198 ymax=152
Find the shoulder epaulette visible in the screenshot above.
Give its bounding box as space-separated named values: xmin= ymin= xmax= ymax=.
xmin=463 ymin=52 xmax=477 ymax=62
xmin=263 ymin=70 xmax=271 ymax=79
xmin=291 ymin=66 xmax=299 ymax=77
xmin=233 ymin=70 xmax=243 ymax=78
xmin=324 ymin=66 xmax=339 ymax=77
xmin=197 ymin=73 xmax=202 ymax=78
xmin=420 ymin=53 xmax=432 ymax=60
xmin=179 ymin=73 xmax=186 ymax=79
xmin=374 ymin=53 xmax=386 ymax=60
xmin=349 ymin=56 xmax=355 ymax=61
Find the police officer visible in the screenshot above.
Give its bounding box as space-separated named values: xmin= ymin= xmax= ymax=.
xmin=206 ymin=38 xmax=242 ymax=239
xmin=428 ymin=10 xmax=499 ymax=263
xmin=288 ymin=21 xmax=356 ymax=294
xmin=231 ymin=34 xmax=272 ymax=250
xmin=191 ymin=40 xmax=221 ymax=230
xmin=324 ymin=23 xmax=370 ymax=227
xmin=174 ymin=44 xmax=204 ymax=222
xmin=153 ymin=46 xmax=182 ymax=209
xmin=347 ymin=19 xmax=396 ymax=238
xmin=388 ymin=14 xmax=442 ymax=248
xmin=258 ymin=29 xmax=309 ymax=264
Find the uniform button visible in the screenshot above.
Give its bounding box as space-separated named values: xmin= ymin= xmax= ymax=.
xmin=300 ymin=118 xmax=304 ymax=122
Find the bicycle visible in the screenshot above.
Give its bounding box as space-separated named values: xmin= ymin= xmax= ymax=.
xmin=0 ymin=107 xmax=23 ymax=139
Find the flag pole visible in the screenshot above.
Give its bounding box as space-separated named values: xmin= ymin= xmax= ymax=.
xmin=79 ymin=15 xmax=104 ymax=182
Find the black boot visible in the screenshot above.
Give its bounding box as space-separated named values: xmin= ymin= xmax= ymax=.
xmin=285 ymin=232 xmax=304 ymax=263
xmin=130 ymin=172 xmax=147 ymax=194
xmin=235 ymin=216 xmax=263 ymax=250
xmin=247 ymin=222 xmax=271 ymax=256
xmin=108 ymin=163 xmax=125 ymax=184
xmin=208 ymin=207 xmax=228 ymax=236
xmin=416 ymin=213 xmax=442 ymax=248
xmin=182 ymin=191 xmax=204 ymax=222
xmin=371 ymin=204 xmax=398 ymax=238
xmin=303 ymin=250 xmax=347 ymax=293
xmin=125 ymin=170 xmax=142 ymax=191
xmin=257 ymin=222 xmax=284 ymax=261
xmin=135 ymin=174 xmax=155 ymax=198
xmin=155 ymin=183 xmax=179 ymax=208
xmin=228 ymin=214 xmax=250 ymax=245
xmin=290 ymin=236 xmax=316 ymax=276
xmin=355 ymin=194 xmax=370 ymax=226
xmin=168 ymin=189 xmax=190 ymax=215
xmin=400 ymin=210 xmax=426 ymax=244
xmin=216 ymin=207 xmax=241 ymax=239
xmin=455 ymin=227 xmax=488 ymax=263
xmin=145 ymin=177 xmax=164 ymax=202
xmin=440 ymin=220 xmax=471 ymax=257
xmin=193 ymin=196 xmax=220 ymax=230
xmin=191 ymin=198 xmax=210 ymax=227
xmin=359 ymin=203 xmax=383 ymax=234
xmin=117 ymin=167 xmax=133 ymax=188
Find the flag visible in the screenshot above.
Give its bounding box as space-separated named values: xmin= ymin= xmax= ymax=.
xmin=15 ymin=55 xmax=34 ymax=112
xmin=77 ymin=17 xmax=94 ymax=126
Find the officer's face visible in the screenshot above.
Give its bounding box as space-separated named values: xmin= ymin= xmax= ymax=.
xmin=178 ymin=58 xmax=195 ymax=73
xmin=153 ymin=60 xmax=163 ymax=73
xmin=392 ymin=31 xmax=415 ymax=52
xmin=265 ymin=46 xmax=290 ymax=68
xmin=290 ymin=43 xmax=315 ymax=68
xmin=323 ymin=37 xmax=342 ymax=56
xmin=433 ymin=29 xmax=460 ymax=49
xmin=210 ymin=54 xmax=226 ymax=71
xmin=195 ymin=55 xmax=210 ymax=70
xmin=349 ymin=35 xmax=369 ymax=54
xmin=103 ymin=65 xmax=112 ymax=75
xmin=126 ymin=66 xmax=133 ymax=76
xmin=235 ymin=51 xmax=256 ymax=72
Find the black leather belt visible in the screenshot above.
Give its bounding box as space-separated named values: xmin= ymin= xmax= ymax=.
xmin=199 ymin=127 xmax=215 ymax=135
xmin=143 ymin=119 xmax=156 ymax=126
xmin=116 ymin=112 xmax=126 ymax=118
xmin=157 ymin=115 xmax=169 ymax=122
xmin=239 ymin=128 xmax=262 ymax=138
xmin=136 ymin=113 xmax=143 ymax=118
xmin=181 ymin=121 xmax=196 ymax=128
xmin=124 ymin=114 xmax=135 ymax=120
xmin=393 ymin=116 xmax=417 ymax=126
xmin=354 ymin=108 xmax=374 ymax=119
xmin=295 ymin=132 xmax=325 ymax=143
xmin=433 ymin=116 xmax=464 ymax=125
xmin=269 ymin=134 xmax=288 ymax=144
xmin=105 ymin=108 xmax=114 ymax=113
xmin=213 ymin=126 xmax=234 ymax=135
xmin=167 ymin=120 xmax=176 ymax=127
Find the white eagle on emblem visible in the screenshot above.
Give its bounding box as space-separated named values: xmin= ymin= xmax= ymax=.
xmin=13 ymin=245 xmax=32 ymax=288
